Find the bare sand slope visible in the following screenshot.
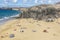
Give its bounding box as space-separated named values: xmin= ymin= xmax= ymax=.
xmin=0 ymin=18 xmax=60 ymax=40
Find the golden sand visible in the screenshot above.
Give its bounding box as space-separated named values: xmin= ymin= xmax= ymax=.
xmin=0 ymin=18 xmax=60 ymax=40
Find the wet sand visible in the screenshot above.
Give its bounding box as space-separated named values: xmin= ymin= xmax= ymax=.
xmin=0 ymin=18 xmax=60 ymax=40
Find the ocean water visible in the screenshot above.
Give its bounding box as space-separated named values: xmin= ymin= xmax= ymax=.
xmin=0 ymin=9 xmax=20 ymax=25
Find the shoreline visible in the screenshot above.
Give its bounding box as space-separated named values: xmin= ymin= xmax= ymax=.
xmin=0 ymin=14 xmax=20 ymax=26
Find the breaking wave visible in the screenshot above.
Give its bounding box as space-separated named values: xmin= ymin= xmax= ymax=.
xmin=0 ymin=9 xmax=20 ymax=25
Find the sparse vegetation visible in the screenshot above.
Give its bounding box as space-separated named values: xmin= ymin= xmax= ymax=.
xmin=19 ymin=5 xmax=60 ymax=22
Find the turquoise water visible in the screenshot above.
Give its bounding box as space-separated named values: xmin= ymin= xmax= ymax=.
xmin=0 ymin=9 xmax=20 ymax=25
xmin=0 ymin=9 xmax=20 ymax=19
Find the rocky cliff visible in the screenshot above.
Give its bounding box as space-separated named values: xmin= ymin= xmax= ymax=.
xmin=19 ymin=4 xmax=60 ymax=22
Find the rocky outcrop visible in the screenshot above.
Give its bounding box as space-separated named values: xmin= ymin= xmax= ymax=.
xmin=19 ymin=4 xmax=60 ymax=22
xmin=56 ymin=2 xmax=60 ymax=4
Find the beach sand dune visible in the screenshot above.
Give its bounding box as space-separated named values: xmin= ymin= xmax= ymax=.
xmin=0 ymin=18 xmax=60 ymax=40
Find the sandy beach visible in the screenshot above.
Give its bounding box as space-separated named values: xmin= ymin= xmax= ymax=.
xmin=0 ymin=18 xmax=60 ymax=40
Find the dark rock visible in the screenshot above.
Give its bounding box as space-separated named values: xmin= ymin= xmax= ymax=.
xmin=43 ymin=30 xmax=48 ymax=33
xmin=20 ymin=30 xmax=24 ymax=32
xmin=9 ymin=34 xmax=15 ymax=38
xmin=1 ymin=36 xmax=4 ymax=38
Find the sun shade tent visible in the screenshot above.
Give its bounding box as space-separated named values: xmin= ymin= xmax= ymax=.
xmin=0 ymin=0 xmax=59 ymax=8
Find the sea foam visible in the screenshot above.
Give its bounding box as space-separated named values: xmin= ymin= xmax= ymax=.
xmin=0 ymin=14 xmax=19 ymax=25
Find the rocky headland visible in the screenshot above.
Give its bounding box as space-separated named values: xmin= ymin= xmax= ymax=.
xmin=19 ymin=4 xmax=60 ymax=22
